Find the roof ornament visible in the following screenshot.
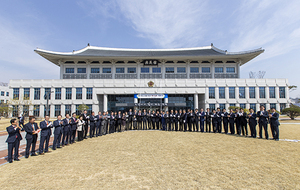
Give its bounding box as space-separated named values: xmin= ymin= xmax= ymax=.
xmin=211 ymin=43 xmax=213 ymax=46
xmin=87 ymin=43 xmax=90 ymax=46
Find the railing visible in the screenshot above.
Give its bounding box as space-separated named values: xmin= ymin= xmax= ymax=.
xmin=214 ymin=73 xmax=238 ymax=78
xmin=115 ymin=74 xmax=137 ymax=79
xmin=189 ymin=74 xmax=212 ymax=79
xmin=165 ymin=74 xmax=187 ymax=79
xmin=90 ymin=74 xmax=112 ymax=79
xmin=140 ymin=74 xmax=162 ymax=79
xmin=63 ymin=74 xmax=87 ymax=79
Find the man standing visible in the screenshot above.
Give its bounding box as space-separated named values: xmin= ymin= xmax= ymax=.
xmin=222 ymin=109 xmax=229 ymax=134
xmin=182 ymin=109 xmax=188 ymax=132
xmin=53 ymin=115 xmax=63 ymax=150
xmin=235 ymin=108 xmax=241 ymax=135
xmin=164 ymin=111 xmax=170 ymax=131
xmin=39 ymin=115 xmax=53 ymax=155
xmin=161 ymin=111 xmax=166 ymax=131
xmin=216 ymin=108 xmax=222 ymax=133
xmin=62 ymin=114 xmax=71 ymax=146
xmin=257 ymin=105 xmax=269 ymax=139
xmin=128 ymin=109 xmax=133 ymax=130
xmin=229 ymin=109 xmax=235 ymax=134
xmin=169 ymin=110 xmax=175 ymax=131
xmin=174 ymin=110 xmax=180 ymax=131
xmin=116 ymin=111 xmax=122 ymax=132
xmin=110 ymin=112 xmax=115 ymax=133
xmin=194 ymin=109 xmax=199 ymax=132
xmin=24 ymin=116 xmax=39 ymax=158
xmin=269 ymin=107 xmax=280 ymax=141
xmin=70 ymin=113 xmax=78 ymax=143
xmin=212 ymin=110 xmax=218 ymax=133
xmin=179 ymin=109 xmax=184 ymax=131
xmin=248 ymin=108 xmax=257 ymax=138
xmin=142 ymin=109 xmax=148 ymax=130
xmin=155 ymin=111 xmax=160 ymax=130
xmin=205 ymin=108 xmax=212 ymax=132
xmin=80 ymin=110 xmax=89 ymax=139
xmin=147 ymin=110 xmax=152 ymax=130
xmin=6 ymin=119 xmax=23 ymax=163
xmin=96 ymin=112 xmax=102 ymax=137
xmin=239 ymin=108 xmax=248 ymax=136
xmin=137 ymin=110 xmax=142 ymax=130
xmin=101 ymin=112 xmax=107 ymax=135
xmin=199 ymin=108 xmax=205 ymax=132
xmin=89 ymin=111 xmax=97 ymax=138
xmin=151 ymin=110 xmax=156 ymax=130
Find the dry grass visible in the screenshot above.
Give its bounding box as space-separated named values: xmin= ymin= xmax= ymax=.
xmin=0 ymin=123 xmax=300 ymax=189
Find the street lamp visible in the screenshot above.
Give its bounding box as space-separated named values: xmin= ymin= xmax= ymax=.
xmin=44 ymin=91 xmax=54 ymax=116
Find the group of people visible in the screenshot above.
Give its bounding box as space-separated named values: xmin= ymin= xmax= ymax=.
xmin=6 ymin=105 xmax=280 ymax=163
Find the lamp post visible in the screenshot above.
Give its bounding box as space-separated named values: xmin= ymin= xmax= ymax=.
xmin=44 ymin=91 xmax=54 ymax=116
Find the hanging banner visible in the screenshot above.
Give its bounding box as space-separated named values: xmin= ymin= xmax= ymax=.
xmin=136 ymin=94 xmax=165 ymax=99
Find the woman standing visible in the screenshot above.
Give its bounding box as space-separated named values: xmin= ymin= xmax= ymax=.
xmin=77 ymin=116 xmax=85 ymax=141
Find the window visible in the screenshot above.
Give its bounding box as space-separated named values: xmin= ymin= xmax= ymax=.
xmin=76 ymin=88 xmax=82 ymax=99
xmin=229 ymin=104 xmax=235 ymax=108
xmin=190 ymin=67 xmax=199 ymax=73
xmin=77 ymin=68 xmax=86 ymax=73
xmin=215 ymin=67 xmax=223 ymax=73
xmin=141 ymin=68 xmax=149 ymax=73
xmin=202 ymin=67 xmax=210 ymax=73
xmin=86 ymin=88 xmax=93 ymax=99
xmin=270 ymin=103 xmax=276 ymax=110
xmin=152 ymin=68 xmax=161 ymax=73
xmin=279 ymin=87 xmax=286 ymax=98
xmin=209 ymin=104 xmax=215 ymax=111
xmin=127 ymin=68 xmax=136 ymax=73
xmin=55 ymin=88 xmax=61 ymax=100
xmin=33 ymin=105 xmax=40 ymax=117
xmin=65 ymin=105 xmax=71 ymax=115
xmin=250 ymin=104 xmax=256 ymax=112
xmin=226 ymin=67 xmax=235 ymax=73
xmin=55 ymin=105 xmax=61 ymax=116
xmin=6 ymin=92 xmax=9 ymax=96
xmin=91 ymin=68 xmax=99 ymax=73
xmin=269 ymin=87 xmax=275 ymax=98
xmin=45 ymin=88 xmax=51 ymax=100
xmin=240 ymin=104 xmax=246 ymax=109
xmin=249 ymin=87 xmax=255 ymax=99
xmin=34 ymin=88 xmax=40 ymax=100
xmin=1 ymin=91 xmax=4 ymax=96
xmin=66 ymin=88 xmax=72 ymax=100
xmin=65 ymin=68 xmax=74 ymax=73
xmin=219 ymin=104 xmax=225 ymax=110
xmin=23 ymin=105 xmax=29 ymax=117
xmin=12 ymin=105 xmax=18 ymax=117
xmin=86 ymin=104 xmax=92 ymax=115
xmin=239 ymin=87 xmax=245 ymax=99
xmin=103 ymin=68 xmax=111 ymax=73
xmin=209 ymin=87 xmax=215 ymax=99
xmin=24 ymin=88 xmax=30 ymax=99
xmin=229 ymin=87 xmax=235 ymax=99
xmin=280 ymin=103 xmax=286 ymax=112
xmin=13 ymin=88 xmax=19 ymax=100
xmin=259 ymin=87 xmax=265 ymax=98
xmin=76 ymin=105 xmax=81 ymax=115
xmin=116 ymin=68 xmax=124 ymax=73
xmin=219 ymin=87 xmax=225 ymax=99
xmin=177 ymin=67 xmax=186 ymax=73
xmin=166 ymin=67 xmax=174 ymax=73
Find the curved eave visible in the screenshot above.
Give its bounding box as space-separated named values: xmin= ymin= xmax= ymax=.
xmin=34 ymin=45 xmax=264 ymax=66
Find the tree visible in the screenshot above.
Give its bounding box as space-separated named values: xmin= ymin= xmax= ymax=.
xmin=282 ymin=104 xmax=300 ymax=120
xmin=288 ymin=85 xmax=297 ymax=92
xmin=0 ymin=103 xmax=11 ymax=117
xmin=228 ymin=106 xmax=249 ymax=114
xmin=8 ymin=95 xmax=33 ymax=118
xmin=77 ymin=104 xmax=89 ymax=115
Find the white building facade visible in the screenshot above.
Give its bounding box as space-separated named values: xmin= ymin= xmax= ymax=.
xmin=8 ymin=45 xmax=290 ymax=118
xmin=0 ymin=82 xmax=10 ymax=104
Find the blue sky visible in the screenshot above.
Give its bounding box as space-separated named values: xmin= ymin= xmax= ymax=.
xmin=0 ymin=0 xmax=300 ymax=97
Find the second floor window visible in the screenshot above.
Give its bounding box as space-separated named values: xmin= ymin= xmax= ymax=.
xmin=127 ymin=68 xmax=136 ymax=73
xmin=177 ymin=67 xmax=186 ymax=73
xmin=66 ymin=88 xmax=72 ymax=99
xmin=103 ymin=68 xmax=111 ymax=73
xmin=91 ymin=68 xmax=100 ymax=73
xmin=215 ymin=67 xmax=223 ymax=73
xmin=152 ymin=68 xmax=161 ymax=73
xmin=166 ymin=67 xmax=174 ymax=73
xmin=116 ymin=68 xmax=124 ymax=73
xmin=77 ymin=68 xmax=86 ymax=73
xmin=76 ymin=88 xmax=82 ymax=99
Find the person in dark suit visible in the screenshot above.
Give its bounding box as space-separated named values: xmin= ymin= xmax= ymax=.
xmin=128 ymin=109 xmax=133 ymax=130
xmin=235 ymin=108 xmax=241 ymax=135
xmin=228 ymin=109 xmax=235 ymax=134
xmin=248 ymin=108 xmax=257 ymax=138
xmin=39 ymin=115 xmax=53 ymax=155
xmin=70 ymin=113 xmax=78 ymax=143
xmin=269 ymin=107 xmax=280 ymax=141
xmin=155 ymin=111 xmax=161 ymax=130
xmin=216 ymin=108 xmax=222 ymax=133
xmin=182 ymin=109 xmax=188 ymax=132
xmin=212 ymin=110 xmax=218 ymax=133
xmin=146 ymin=110 xmax=151 ymax=130
xmin=96 ymin=112 xmax=102 ymax=137
xmin=151 ymin=110 xmax=156 ymax=130
xmin=62 ymin=114 xmax=71 ymax=146
xmin=101 ymin=112 xmax=107 ymax=135
xmin=116 ymin=111 xmax=122 ymax=132
xmin=174 ymin=110 xmax=179 ymax=131
xmin=109 ymin=112 xmax=115 ymax=133
xmin=194 ymin=109 xmax=199 ymax=132
xmin=199 ymin=108 xmax=205 ymax=132
xmin=80 ymin=110 xmax=89 ymax=139
xmin=125 ymin=112 xmax=130 ymax=131
xmin=169 ymin=110 xmax=175 ymax=131
xmin=53 ymin=115 xmax=63 ymax=150
xmin=24 ymin=116 xmax=39 ymax=158
xmin=257 ymin=105 xmax=269 ymax=139
xmin=6 ymin=118 xmax=23 ymax=163
xmin=222 ymin=109 xmax=229 ymax=134
xmin=161 ymin=111 xmax=166 ymax=131
xmin=89 ymin=111 xmax=97 ymax=138
xmin=142 ymin=110 xmax=148 ymax=130
xmin=164 ymin=111 xmax=170 ymax=131
xmin=178 ymin=109 xmax=184 ymax=131
xmin=205 ymin=108 xmax=212 ymax=132
xmin=137 ymin=110 xmax=142 ymax=130
xmin=239 ymin=108 xmax=248 ymax=136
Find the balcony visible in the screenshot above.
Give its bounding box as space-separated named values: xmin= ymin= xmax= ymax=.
xmin=90 ymin=74 xmax=112 ymax=79
xmin=189 ymin=74 xmax=213 ymax=79
xmin=140 ymin=74 xmax=162 ymax=79
xmin=63 ymin=74 xmax=87 ymax=79
xmin=214 ymin=73 xmax=238 ymax=78
xmin=115 ymin=74 xmax=138 ymax=79
xmin=165 ymin=73 xmax=187 ymax=79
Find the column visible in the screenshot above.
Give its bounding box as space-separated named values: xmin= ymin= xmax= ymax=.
xmin=211 ymin=61 xmax=215 ymax=78
xmin=225 ymin=86 xmax=229 ymax=101
xmin=164 ymin=94 xmax=168 ymax=111
xmin=194 ymin=94 xmax=198 ymax=109
xmin=285 ymin=86 xmax=290 ymax=108
xmin=245 ymin=86 xmax=249 ymax=100
xmin=275 ymin=86 xmax=280 ymax=100
xmin=86 ymin=61 xmax=91 ymax=79
xmin=237 ymin=62 xmax=241 ymax=78
xmin=266 ymin=86 xmax=270 ymax=100
xmin=82 ymin=88 xmax=87 ymax=100
xmin=205 ymin=87 xmax=209 ymax=109
xmin=61 ymin=105 xmax=65 ymax=117
xmin=137 ymin=61 xmax=141 ymax=79
xmin=187 ymin=61 xmax=190 ymax=79
xmin=40 ymin=105 xmax=44 ymax=118
xmin=112 ymin=60 xmax=116 ymax=79
xmin=103 ymin=94 xmax=108 ymax=111
xmin=255 ymin=86 xmax=260 ymax=100
xmin=59 ymin=61 xmax=64 ymax=79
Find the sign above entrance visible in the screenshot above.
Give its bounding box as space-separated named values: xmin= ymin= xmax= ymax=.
xmin=136 ymin=94 xmax=166 ymax=99
xmin=142 ymin=60 xmax=159 ymax=65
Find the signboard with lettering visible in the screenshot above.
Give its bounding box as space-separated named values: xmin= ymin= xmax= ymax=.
xmin=142 ymin=60 xmax=159 ymax=65
xmin=137 ymin=94 xmax=165 ymax=99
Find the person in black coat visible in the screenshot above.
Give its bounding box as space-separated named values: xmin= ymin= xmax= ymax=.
xmin=137 ymin=110 xmax=143 ymax=130
xmin=151 ymin=110 xmax=156 ymax=130
xmin=164 ymin=111 xmax=170 ymax=131
xmin=142 ymin=110 xmax=148 ymax=130
xmin=182 ymin=110 xmax=188 ymax=132
xmin=257 ymin=105 xmax=269 ymax=139
xmin=216 ymin=108 xmax=222 ymax=133
xmin=269 ymin=107 xmax=280 ymax=141
xmin=222 ymin=109 xmax=229 ymax=134
xmin=248 ymin=108 xmax=257 ymax=138
xmin=205 ymin=108 xmax=212 ymax=133
xmin=169 ymin=110 xmax=175 ymax=131
xmin=228 ymin=109 xmax=235 ymax=134
xmin=39 ymin=115 xmax=53 ymax=154
xmin=62 ymin=114 xmax=71 ymax=146
xmin=96 ymin=112 xmax=102 ymax=137
xmin=116 ymin=111 xmax=123 ymax=132
xmin=147 ymin=110 xmax=152 ymax=130
xmin=235 ymin=108 xmax=241 ymax=135
xmin=155 ymin=111 xmax=161 ymax=130
xmin=24 ymin=116 xmax=39 ymax=158
xmin=53 ymin=115 xmax=63 ymax=150
xmin=128 ymin=109 xmax=133 ymax=130
xmin=239 ymin=108 xmax=248 ymax=136
xmin=178 ymin=110 xmax=184 ymax=131
xmin=110 ymin=112 xmax=115 ymax=133
xmin=80 ymin=110 xmax=89 ymax=139
xmin=70 ymin=113 xmax=78 ymax=143
xmin=6 ymin=118 xmax=24 ymax=163
xmin=212 ymin=110 xmax=218 ymax=133
xmin=89 ymin=112 xmax=97 ymax=137
xmin=174 ymin=110 xmax=179 ymax=131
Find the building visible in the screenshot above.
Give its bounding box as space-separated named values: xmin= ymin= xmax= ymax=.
xmin=0 ymin=82 xmax=9 ymax=104
xmin=8 ymin=44 xmax=290 ymax=118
